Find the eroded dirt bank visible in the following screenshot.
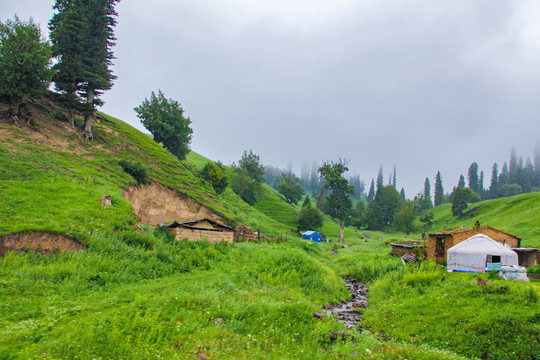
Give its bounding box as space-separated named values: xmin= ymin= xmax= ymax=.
xmin=122 ymin=183 xmax=223 ymax=226
xmin=0 ymin=231 xmax=86 ymax=256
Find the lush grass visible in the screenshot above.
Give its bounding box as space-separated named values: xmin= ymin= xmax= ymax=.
xmin=2 ymin=100 xmax=539 ymax=359
xmin=425 ymin=192 xmax=540 ymax=248
xmin=363 ymin=262 xmax=540 ymax=360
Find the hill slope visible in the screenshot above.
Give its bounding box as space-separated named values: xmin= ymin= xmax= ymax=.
xmin=424 ymin=192 xmax=540 ymax=248
xmin=0 ymin=96 xmax=302 ymax=239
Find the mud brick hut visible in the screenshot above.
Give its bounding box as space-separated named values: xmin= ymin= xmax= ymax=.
xmin=165 ymin=218 xmax=236 ymax=243
xmin=427 ymin=226 xmax=521 ymax=262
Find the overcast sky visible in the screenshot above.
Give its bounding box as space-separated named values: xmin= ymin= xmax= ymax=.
xmin=2 ymin=1 xmax=540 ymax=197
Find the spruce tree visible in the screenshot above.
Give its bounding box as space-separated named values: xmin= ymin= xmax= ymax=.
xmin=376 ymin=165 xmax=384 ymax=187
xmin=400 ymin=187 xmax=406 ymax=199
xmin=392 ymin=165 xmax=397 ymax=188
xmin=509 ymin=147 xmax=517 ymax=184
xmin=467 ymin=162 xmax=479 ymax=194
xmin=457 ymin=174 xmax=466 ymax=188
xmin=434 ymin=171 xmax=444 ymax=206
xmin=49 ymin=0 xmax=85 ymax=128
xmin=423 ymin=177 xmax=431 ymax=199
xmin=534 ymin=143 xmax=540 ymax=187
xmin=367 ymin=179 xmax=375 ymax=203
xmin=499 ymin=162 xmax=509 ymax=187
xmin=377 ymin=165 xmax=384 ymax=187
xmin=488 ymin=163 xmax=498 ymax=199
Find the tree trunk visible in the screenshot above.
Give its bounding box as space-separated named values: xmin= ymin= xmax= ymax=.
xmin=83 ymin=87 xmax=94 ymax=140
xmin=339 ymin=219 xmax=345 ymax=242
xmin=68 ymin=90 xmax=75 ymax=129
xmin=10 ymin=101 xmax=20 ymax=126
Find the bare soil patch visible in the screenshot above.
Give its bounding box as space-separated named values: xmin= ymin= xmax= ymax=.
xmin=122 ymin=183 xmax=222 ymax=226
xmin=0 ymin=231 xmax=86 ymax=256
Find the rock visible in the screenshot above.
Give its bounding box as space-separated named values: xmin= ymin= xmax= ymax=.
xmin=197 ymin=354 xmax=209 ymax=359
xmin=212 ymin=318 xmax=224 ymax=324
xmin=313 ymin=312 xmax=324 ymax=319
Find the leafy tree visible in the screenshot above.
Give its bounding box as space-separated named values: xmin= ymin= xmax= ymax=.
xmin=367 ymin=179 xmax=375 ymax=203
xmin=49 ymin=0 xmax=85 ymax=128
xmin=366 ymin=185 xmax=402 ymax=231
xmin=350 ymin=200 xmax=366 ymax=229
xmin=434 ymin=171 xmax=444 ymax=206
xmin=467 ymin=162 xmax=480 ymax=194
xmin=200 ymin=162 xmax=228 ymax=194
xmin=0 ymin=16 xmax=52 ymax=125
xmin=134 ymin=90 xmax=193 ymax=160
xmin=231 ymin=150 xmax=265 ymax=205
xmin=296 ymin=204 xmax=323 ymax=232
xmin=318 ymin=160 xmax=355 ymax=242
xmin=451 ymin=187 xmax=473 ymax=217
xmin=393 ymin=201 xmax=417 ymax=235
xmin=236 ymin=150 xmax=265 ymax=183
xmin=277 ymin=172 xmax=304 ymax=205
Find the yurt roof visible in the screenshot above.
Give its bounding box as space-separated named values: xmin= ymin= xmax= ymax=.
xmin=447 ymin=234 xmax=516 ymax=255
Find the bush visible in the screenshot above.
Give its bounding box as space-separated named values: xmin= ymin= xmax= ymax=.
xmin=296 ymin=204 xmax=323 ymax=231
xmin=119 ymin=159 xmax=150 ymax=185
xmin=199 ymin=162 xmax=228 ymax=194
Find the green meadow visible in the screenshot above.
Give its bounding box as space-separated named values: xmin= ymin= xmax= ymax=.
xmin=1 ymin=106 xmax=539 ymax=359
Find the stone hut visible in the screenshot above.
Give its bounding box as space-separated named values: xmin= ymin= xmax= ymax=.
xmin=427 ymin=226 xmax=521 ymax=262
xmin=165 ymin=218 xmax=235 ymax=243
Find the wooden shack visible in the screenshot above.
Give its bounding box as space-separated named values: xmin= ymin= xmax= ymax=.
xmin=427 ymin=226 xmax=521 ymax=262
xmin=165 ymin=218 xmax=235 ymax=243
xmin=512 ymin=248 xmax=539 ymax=268
xmin=390 ymin=240 xmax=426 ymax=256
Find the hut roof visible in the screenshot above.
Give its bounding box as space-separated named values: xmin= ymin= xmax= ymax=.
xmin=164 ymin=218 xmax=235 ymax=232
xmin=428 ymin=226 xmax=521 ymax=240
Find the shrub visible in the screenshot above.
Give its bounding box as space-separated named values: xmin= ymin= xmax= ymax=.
xmin=199 ymin=162 xmax=228 ymax=194
xmin=296 ymin=204 xmax=323 ymax=231
xmin=119 ymin=159 xmax=150 ymax=185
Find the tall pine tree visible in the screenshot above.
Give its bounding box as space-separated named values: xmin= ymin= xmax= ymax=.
xmin=467 ymin=162 xmax=479 ymax=194
xmin=49 ymin=0 xmax=85 ymax=128
xmin=376 ymin=165 xmax=384 ymax=188
xmin=367 ymin=179 xmax=375 ymax=203
xmin=488 ymin=163 xmax=498 ymax=199
xmin=50 ymin=0 xmax=120 ymax=139
xmin=434 ymin=171 xmax=444 ymax=206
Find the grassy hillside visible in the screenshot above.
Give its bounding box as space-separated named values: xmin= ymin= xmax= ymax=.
xmin=425 ymin=192 xmax=540 ymax=248
xmin=0 ymin=98 xmax=302 ymax=239
xmin=1 ymin=98 xmax=538 ymax=359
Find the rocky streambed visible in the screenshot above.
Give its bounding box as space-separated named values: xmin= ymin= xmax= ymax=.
xmin=323 ymin=279 xmax=368 ymax=330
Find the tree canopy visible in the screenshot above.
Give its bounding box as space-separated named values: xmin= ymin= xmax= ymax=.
xmin=366 ymin=185 xmax=402 ymax=231
xmin=277 ymin=172 xmax=304 ymax=205
xmin=231 ymin=150 xmax=265 ymax=205
xmin=134 ymin=90 xmax=193 ymax=160
xmin=49 ymin=0 xmax=120 ymax=138
xmin=318 ymin=160 xmax=355 ymax=242
xmin=0 ymin=16 xmax=52 ymax=124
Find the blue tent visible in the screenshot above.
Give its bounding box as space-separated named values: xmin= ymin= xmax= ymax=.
xmin=301 ymin=230 xmax=321 ymax=242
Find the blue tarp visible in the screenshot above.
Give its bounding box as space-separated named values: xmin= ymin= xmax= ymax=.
xmin=301 ymin=230 xmax=321 ymax=242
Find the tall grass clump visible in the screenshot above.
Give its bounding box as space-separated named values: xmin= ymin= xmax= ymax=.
xmin=363 ymin=262 xmax=540 ymax=360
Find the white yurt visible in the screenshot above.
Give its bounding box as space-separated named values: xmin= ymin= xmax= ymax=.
xmin=447 ymin=234 xmax=519 ymax=272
